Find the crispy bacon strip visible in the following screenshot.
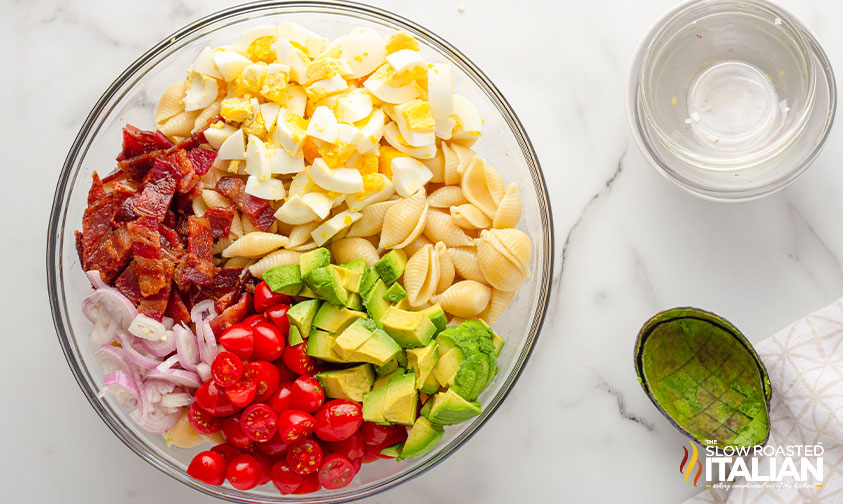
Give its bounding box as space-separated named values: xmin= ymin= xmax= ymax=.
xmin=188 ymin=216 xmax=214 ymax=262
xmin=127 ymin=218 xmax=173 ymax=297
xmin=114 ymin=262 xmax=142 ymax=305
xmin=210 ymin=292 xmax=252 ymax=338
xmin=164 ymin=289 xmax=191 ymax=326
xmin=215 ymin=177 xmax=274 ymax=231
xmin=138 ymin=282 xmax=171 ymax=321
xmin=188 ymin=148 xmax=217 ymax=176
xmin=204 ymin=206 xmax=235 ymax=238
xmin=86 ymin=225 xmax=133 ymax=282
xmin=134 ymin=159 xmax=178 ymax=221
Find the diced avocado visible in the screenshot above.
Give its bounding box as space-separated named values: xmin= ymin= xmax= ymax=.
xmin=332 ymin=264 xmax=363 ymax=294
xmin=374 ymin=249 xmax=407 ymax=285
xmin=450 ymin=352 xmax=497 ymax=401
xmin=396 ymin=349 xmax=408 ymax=368
xmin=362 ymin=386 xmax=387 ymax=423
xmin=419 ymin=371 xmax=440 ymax=394
xmin=263 ymin=264 xmax=303 ymax=295
xmin=383 ymin=283 xmax=407 ymax=303
xmin=435 ymin=321 xmax=500 ymax=401
xmin=373 ymin=368 xmax=403 ymax=391
xmin=381 ymin=307 xmax=437 ymax=348
xmin=349 ymin=327 xmax=402 ymax=366
xmin=345 ymin=292 xmax=363 ymax=311
xmin=420 ymin=304 xmax=448 ymax=335
xmin=407 ymin=341 xmax=439 ymax=390
xmin=375 ymin=357 xmax=399 ymax=377
xmin=419 ymin=396 xmax=434 ymax=417
xmin=380 ymin=442 xmax=404 ymax=458
xmin=288 ymin=299 xmax=321 ymax=338
xmin=363 ymin=279 xmax=392 ymax=323
xmin=313 ymin=303 xmax=366 ymax=334
xmin=432 ymin=347 xmax=464 ymax=387
xmin=400 ymin=417 xmax=444 ymax=459
xmin=306 ymin=265 xmax=348 ymax=306
xmin=288 ymin=324 xmax=303 ymax=346
xmin=299 ymin=247 xmax=331 ymax=277
xmin=478 ymin=320 xmax=506 ymax=356
xmin=334 ymin=318 xmax=376 ymax=360
xmin=306 ymin=330 xmax=345 ymax=363
xmin=436 ymin=334 xmax=455 ymax=356
xmin=344 ymin=259 xmax=366 ymax=275
xmin=427 ymin=389 xmax=482 ymax=425
xmin=316 ymin=364 xmax=374 ymax=402
xmin=382 ymin=373 xmax=418 ymax=425
xmin=359 ymin=267 xmax=380 ymax=299
xmin=297 ymin=284 xmax=322 ymax=299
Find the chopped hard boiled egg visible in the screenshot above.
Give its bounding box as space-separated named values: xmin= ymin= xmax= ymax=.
xmin=268 ymin=146 xmax=304 ymax=174
xmin=273 ymin=110 xmax=308 ymax=155
xmin=217 ymin=128 xmax=246 ymax=160
xmin=245 ymin=175 xmax=286 ymax=200
xmin=310 ymin=211 xmax=362 ymax=246
xmin=354 ymin=109 xmax=386 ymax=153
xmin=245 ymin=134 xmax=271 ymax=180
xmin=336 ymin=27 xmax=387 ymax=78
xmin=383 ymin=122 xmax=436 ymax=159
xmin=385 ymin=101 xmax=435 ymax=148
xmin=276 ymin=22 xmax=327 ymax=58
xmin=345 ymin=173 xmax=394 ymax=211
xmin=363 ymin=64 xmax=420 ymax=104
xmin=302 ymin=192 xmax=333 ymax=219
xmin=284 ymin=85 xmax=307 ymax=116
xmin=259 ymin=102 xmax=281 ymax=131
xmin=203 ymin=121 xmax=238 ymax=149
xmin=212 ymin=49 xmax=252 ymax=81
xmin=305 ymin=73 xmax=348 ymax=102
xmin=274 ymin=40 xmax=310 ymax=84
xmin=234 ymin=25 xmax=276 ymax=52
xmin=386 ymin=49 xmax=426 ymax=73
xmin=190 ymin=47 xmax=223 ymax=79
xmin=306 ymin=106 xmax=339 ymax=143
xmin=428 ymin=63 xmax=455 ymax=138
xmin=335 ymin=89 xmax=373 ymax=124
xmin=274 ymin=194 xmax=318 ymax=224
xmin=450 ymin=94 xmax=483 ymax=140
xmin=309 ymin=158 xmax=364 ymax=194
xmin=183 ymin=72 xmax=219 ymax=112
xmin=391 ymin=157 xmax=433 ymax=197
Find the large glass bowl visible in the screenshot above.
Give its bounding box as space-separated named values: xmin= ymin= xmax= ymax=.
xmin=47 ymin=1 xmax=553 ymax=502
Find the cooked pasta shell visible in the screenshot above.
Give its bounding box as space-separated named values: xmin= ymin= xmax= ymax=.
xmin=249 ymin=249 xmax=302 ymax=278
xmin=266 ymin=221 xmax=278 ymax=234
xmin=288 ymin=222 xmax=319 ymax=248
xmin=401 ymin=234 xmax=433 ymax=258
xmin=485 ymin=228 xmax=531 ymax=276
xmin=479 ymin=288 xmax=516 ymax=325
xmin=379 ymin=189 xmax=428 ymax=249
xmin=431 ymin=280 xmax=491 ymax=318
xmin=289 ymin=240 xmax=318 ymax=252
xmin=441 ymin=143 xmax=461 ymax=185
xmin=192 ymin=196 xmax=208 ymax=217
xmin=449 ymin=143 xmax=476 ymax=176
xmin=404 ymin=244 xmax=440 ymax=307
xmin=192 ymin=100 xmax=222 ymax=133
xmin=448 ymin=246 xmax=486 ymax=283
xmin=200 ymin=166 xmax=224 ymax=188
xmin=201 ymin=189 xmax=231 ymax=209
xmin=475 ymin=234 xmax=525 ymax=291
xmin=241 ymin=214 xmax=261 ymax=235
xmin=212 ymin=237 xmax=233 ymax=255
xmin=428 ymin=186 xmax=468 ymax=208
xmin=434 ymin=241 xmax=455 ymax=294
xmin=224 ymin=257 xmax=253 ymax=269
xmin=423 ymin=209 xmax=473 ymax=247
xmin=222 ymin=232 xmax=289 ymax=258
xmin=462 ymin=157 xmax=504 ymax=218
xmin=422 ymin=146 xmax=446 ymax=184
xmin=155 ymin=80 xmax=186 ymax=126
xmin=451 ymin=204 xmax=491 ymax=230
xmin=332 ymin=238 xmax=380 ymax=267
xmin=493 ymin=183 xmax=522 ymax=228
xmin=159 ymin=110 xmax=200 ymax=138
xmin=347 ymin=200 xmax=396 ymax=238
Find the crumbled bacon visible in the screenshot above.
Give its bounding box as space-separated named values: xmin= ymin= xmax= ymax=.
xmin=165 ymin=289 xmax=191 ymax=326
xmin=86 ymin=225 xmax=133 ymax=282
xmin=134 ymin=159 xmax=178 ymax=221
xmin=115 ymin=262 xmax=142 ymax=305
xmin=204 ymin=206 xmax=235 ymax=238
xmin=204 ymin=268 xmax=241 ymax=300
xmin=81 ymin=194 xmax=116 ymax=263
xmin=210 ymin=292 xmax=252 ymax=338
xmin=117 ymin=124 xmax=174 ymax=161
xmin=138 ymin=283 xmax=171 ymax=321
xmin=88 ymin=173 xmax=107 ymax=205
xmin=188 ymin=148 xmax=217 ymax=176
xmin=215 ymin=177 xmax=274 ymax=231
xmin=127 ymin=218 xmax=173 ymax=297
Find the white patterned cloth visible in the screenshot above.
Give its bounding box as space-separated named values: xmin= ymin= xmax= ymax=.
xmin=687 ymin=299 xmax=843 ymax=503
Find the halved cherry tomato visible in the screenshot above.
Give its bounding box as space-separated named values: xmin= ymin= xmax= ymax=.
xmin=361 ymin=443 xmax=381 ymax=463
xmin=256 ymin=432 xmax=290 ymax=456
xmin=251 ymin=451 xmax=274 ymax=485
xmin=244 ymin=361 xmax=281 ymax=402
xmin=254 ymin=281 xmax=292 ymax=313
xmin=362 ymin=422 xmax=407 ymax=446
xmin=264 ymin=304 xmax=290 ymax=337
xmin=210 ymin=443 xmax=243 ymax=461
xmin=292 ymin=473 xmax=322 ymax=494
xmin=251 ymin=321 xmax=286 ymax=361
xmin=314 ymin=400 xmax=363 ymax=442
xmin=243 ymin=314 xmax=265 ymax=327
xmin=282 ymin=342 xmax=315 ymax=376
xmin=350 ymin=457 xmax=362 ymax=473
xmin=225 ymin=377 xmax=257 ymax=408
xmin=226 ymin=453 xmax=262 ymax=490
xmin=194 ymin=381 xmax=239 ymax=417
xmin=188 ymin=402 xmax=222 ymax=434
xmin=241 ymin=403 xmax=278 ymax=442
xmin=276 ymin=409 xmax=316 ymax=443
xmin=318 ymin=453 xmax=358 ymax=490
xmin=287 ymin=439 xmax=323 ymax=475
xmin=271 ymin=460 xmax=305 ymax=495
xmin=222 ymin=416 xmax=254 ymax=450
xmin=187 ymin=451 xmax=226 ymax=485
xmin=273 ymin=360 xmax=298 ymax=383
xmin=211 ymin=351 xmax=244 ymax=388
xmin=219 ymin=323 xmax=254 ymax=361
xmin=324 ymin=430 xmax=365 ymax=460
xmin=268 ymin=381 xmax=295 ymax=414
xmin=290 ymin=376 xmax=325 ymax=413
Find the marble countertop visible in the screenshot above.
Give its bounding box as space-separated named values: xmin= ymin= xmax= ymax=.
xmin=5 ymin=0 xmax=843 ymax=502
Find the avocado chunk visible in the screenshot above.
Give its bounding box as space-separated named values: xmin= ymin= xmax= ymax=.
xmin=299 ymin=247 xmax=331 ymax=277
xmin=400 ymin=417 xmax=444 ymax=459
xmin=434 ymin=321 xmax=500 ymax=401
xmin=382 ymin=373 xmax=418 ymax=425
xmin=287 ymin=299 xmax=321 ymax=339
xmin=359 ymin=267 xmax=380 ymax=299
xmin=375 ymin=357 xmax=399 ymax=377
xmin=383 ymin=283 xmax=407 ymax=303
xmin=419 ymin=396 xmax=433 ymax=417
xmin=373 ymin=249 xmax=407 ymax=285
xmin=380 ymin=442 xmax=404 ymax=458
xmin=349 ymin=327 xmax=402 ymax=366
xmin=362 ymin=279 xmax=392 ymax=323
xmin=345 ymin=292 xmax=363 ymax=311
xmin=317 ymin=364 xmax=374 ymax=402
xmin=313 ymin=303 xmax=366 ymax=334
xmin=288 ymin=324 xmax=304 ymax=346
xmin=407 ymin=341 xmax=439 ymax=390
xmin=297 ymin=284 xmax=322 ymax=299
xmin=381 ymin=307 xmax=437 ymax=348
xmin=450 ymin=352 xmax=497 ymax=402
xmin=396 ymin=349 xmax=408 ymax=367
xmin=373 ymin=368 xmax=403 ymax=391
xmin=419 ymin=371 xmax=440 ymax=394
xmin=362 ymin=385 xmax=387 ymax=423
xmin=332 ymin=264 xmax=363 ymax=293
xmin=306 ymin=330 xmax=345 ymax=362
xmin=334 ymin=318 xmax=377 ymax=360
xmin=263 ymin=264 xmax=304 ymax=295
xmin=305 ymin=265 xmax=348 ymax=306
xmin=427 ymin=389 xmax=482 ymax=425
xmin=420 ymin=304 xmax=448 ymax=335
xmin=432 ymin=347 xmax=464 ymax=387
xmin=478 ymin=320 xmax=506 ymax=356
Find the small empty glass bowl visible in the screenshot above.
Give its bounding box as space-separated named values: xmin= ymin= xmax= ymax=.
xmin=628 ymin=0 xmax=836 ymax=201
xmin=46 ymin=1 xmax=553 ymax=503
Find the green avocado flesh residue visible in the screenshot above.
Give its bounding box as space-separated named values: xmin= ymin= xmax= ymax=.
xmin=641 ymin=317 xmax=769 ymax=448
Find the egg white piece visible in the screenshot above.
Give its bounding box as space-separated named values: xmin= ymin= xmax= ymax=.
xmin=345 ymin=174 xmax=395 ymax=211
xmin=309 ymin=158 xmax=364 ymax=194
xmin=260 ymin=102 xmax=281 ymax=131
xmin=203 ymin=122 xmax=238 ymax=150
xmin=383 ymin=122 xmax=436 ymax=159
xmin=274 ymin=40 xmax=310 ymax=84
xmin=189 ymin=47 xmax=223 ymax=79
xmin=384 ymin=103 xmax=436 ymax=148
xmin=355 ymin=109 xmax=385 ymax=153
xmin=217 ymin=129 xmax=247 ymax=160
xmin=268 ymin=146 xmax=305 ymax=174
xmin=310 ymin=211 xmax=362 ymax=246
xmin=234 ymin=25 xmax=276 ymax=52
xmin=363 ymin=67 xmax=420 ymax=104
xmin=273 ymin=110 xmax=306 ymax=155
xmin=288 ymin=170 xmax=312 ymax=197
xmin=284 ymin=85 xmax=307 ymax=116
xmin=245 ymin=134 xmax=271 ymax=180
xmin=335 ymin=89 xmax=373 ymax=124
xmin=386 ymin=49 xmax=426 ymax=73
xmin=276 ymin=22 xmax=327 ymax=57
xmin=306 ymin=106 xmax=339 ymax=143
xmin=307 ymin=74 xmax=348 ymax=98
xmin=391 ymin=157 xmax=433 ymax=197
xmin=337 ymin=27 xmax=387 ymax=78
xmin=245 ymin=175 xmax=286 ymax=201
xmin=212 ymin=49 xmax=252 ymax=81
xmin=274 ymin=194 xmax=318 ymax=225
xmin=302 ymin=192 xmax=333 ymax=219
xmin=336 ymin=123 xmax=360 ymax=144
xmin=450 ymin=94 xmax=483 ymax=140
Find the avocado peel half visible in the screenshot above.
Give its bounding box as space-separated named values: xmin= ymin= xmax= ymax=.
xmin=634 ymin=307 xmax=771 ymax=448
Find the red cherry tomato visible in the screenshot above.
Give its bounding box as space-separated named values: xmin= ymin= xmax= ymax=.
xmin=243 ymin=314 xmax=265 ymax=327
xmin=211 ymin=351 xmax=244 ymax=388
xmin=244 ymin=361 xmax=281 ymax=402
xmin=251 ymin=451 xmax=274 ymax=485
xmin=282 ymin=342 xmax=315 ymax=376
xmin=292 ymin=473 xmax=322 ymax=494
xmin=276 ymin=409 xmax=316 ymax=443
xmin=241 ymin=403 xmax=278 ymax=442
xmin=225 ymin=377 xmax=257 ymax=408
xmin=210 ymin=443 xmax=243 ymax=461
xmin=361 ymin=443 xmax=381 ymax=463
xmin=318 ymin=453 xmax=358 ymax=490
xmin=268 ymin=381 xmax=295 ymax=414
xmin=226 ymin=454 xmax=262 ymax=491
xmin=188 ymin=402 xmax=222 ymax=434
xmin=290 ymin=376 xmax=325 ymax=413
xmin=287 ymin=439 xmax=323 ymax=475
xmin=194 ymin=381 xmax=239 ymax=417
xmin=273 ymin=360 xmax=299 ymax=383
xmin=325 ymin=430 xmax=365 ymax=460
xmin=254 ymin=281 xmax=292 ymax=313
xmin=314 ymin=400 xmax=363 ymax=442
xmin=187 ymin=451 xmax=226 ymax=485
xmin=350 ymin=457 xmax=362 ymax=473
xmin=219 ymin=323 xmax=254 ymax=361
xmin=221 ymin=416 xmax=254 ymax=450
xmin=362 ymin=422 xmax=407 ymax=446
xmin=264 ymin=304 xmax=291 ymax=337
xmin=256 ymin=432 xmax=290 ymax=456
xmin=270 ymin=460 xmax=305 ymax=495
xmin=251 ymin=321 xmax=286 ymax=361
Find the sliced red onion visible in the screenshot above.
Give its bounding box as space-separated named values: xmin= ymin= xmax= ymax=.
xmin=94 ymin=345 xmax=133 ymax=376
xmin=175 ymin=324 xmax=200 ymax=371
xmin=129 ymin=314 xmax=168 ymax=341
xmin=102 ymin=371 xmax=140 ymax=406
xmin=146 ymin=368 xmax=202 ymax=388
xmin=162 ymin=316 xmax=175 ymax=330
xmin=160 ymin=392 xmax=192 ymax=409
xmin=90 ymin=321 xmax=118 ymax=346
xmin=201 ymin=320 xmax=218 ymax=365
xmin=86 ymin=270 xmax=108 ymax=289
xmin=82 ymin=287 xmax=136 ymax=328
xmin=196 ymin=362 xmax=211 ymax=382
xmin=190 ymin=299 xmax=217 ymax=324
xmin=141 ymin=330 xmax=178 ymax=357
xmin=130 ymin=401 xmax=181 ymax=434
xmin=116 ymin=330 xmax=162 ymax=370
xmin=155 ymin=354 xmax=180 ymax=373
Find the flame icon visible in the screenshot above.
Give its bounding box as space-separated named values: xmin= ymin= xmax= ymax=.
xmin=679 ymin=442 xmax=703 ymax=487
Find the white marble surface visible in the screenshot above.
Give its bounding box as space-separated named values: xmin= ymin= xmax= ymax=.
xmin=4 ymin=0 xmax=843 ymax=502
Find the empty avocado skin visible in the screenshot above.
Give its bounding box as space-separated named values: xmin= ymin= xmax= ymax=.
xmin=634 ymin=307 xmax=772 ymax=449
